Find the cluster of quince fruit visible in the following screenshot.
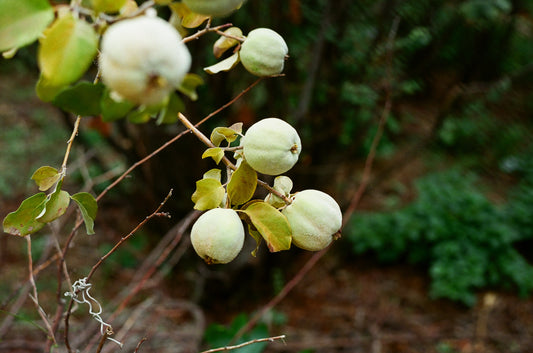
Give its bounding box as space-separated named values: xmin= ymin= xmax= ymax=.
xmin=97 ymin=0 xmax=342 ymax=264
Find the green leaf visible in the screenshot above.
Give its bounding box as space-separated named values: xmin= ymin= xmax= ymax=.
xmin=91 ymin=0 xmax=128 ymax=13
xmin=227 ymin=160 xmax=257 ymax=206
xmin=0 ymin=0 xmax=54 ymax=52
xmin=203 ymin=168 xmax=222 ymax=182
xmin=202 ymin=147 xmax=225 ymax=164
xmin=204 ymin=52 xmax=240 ymax=74
xmin=213 ymin=27 xmax=243 ymax=58
xmin=37 ymin=190 xmax=70 ymax=223
xmin=71 ymin=192 xmax=97 ymax=235
xmin=38 ymin=14 xmax=98 ymax=86
xmin=100 ymin=88 xmax=135 ymax=122
xmin=210 ymin=126 xmax=240 ymax=147
xmin=53 ymin=82 xmax=105 ymax=116
xmin=3 ymin=193 xmax=47 ymax=236
xmin=126 ymin=107 xmax=152 ymax=124
xmin=31 ymin=166 xmax=61 ymax=191
xmin=177 ymin=73 xmax=203 ymax=101
xmin=156 ymin=93 xmax=185 ymax=124
xmin=242 ymin=201 xmax=291 ymax=252
xmin=35 ymin=74 xmax=67 ymax=102
xmin=191 ymin=178 xmax=225 ymax=211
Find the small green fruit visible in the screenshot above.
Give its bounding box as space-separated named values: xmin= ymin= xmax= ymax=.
xmin=241 ymin=118 xmax=301 ymax=175
xmin=239 ymin=28 xmax=288 ymax=77
xmin=182 ymin=0 xmax=244 ymax=17
xmin=99 ymin=15 xmax=191 ymax=106
xmin=191 ymin=208 xmax=245 ymax=264
xmin=282 ymin=190 xmax=342 ymax=251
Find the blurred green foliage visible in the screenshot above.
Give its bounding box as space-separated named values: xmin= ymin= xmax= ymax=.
xmin=345 ymin=164 xmax=533 ymax=306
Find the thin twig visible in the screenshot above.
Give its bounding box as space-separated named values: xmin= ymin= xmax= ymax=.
xmin=201 ymin=335 xmax=286 ymax=353
xmin=182 ymin=20 xmax=233 ymax=43
xmin=86 ymin=189 xmax=173 ymax=283
xmin=61 ymin=115 xmax=82 ymax=175
xmin=214 ymin=29 xmax=246 ymax=42
xmin=195 ymin=77 xmax=264 ymax=127
xmin=95 ymin=328 xmax=110 ymax=353
xmin=26 ymin=236 xmax=57 ymax=347
xmin=134 ymin=337 xmax=147 ymax=353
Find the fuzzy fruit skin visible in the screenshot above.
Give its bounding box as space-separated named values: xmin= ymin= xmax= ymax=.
xmin=239 ymin=28 xmax=288 ymax=77
xmin=99 ymin=16 xmax=191 ymax=106
xmin=191 ymin=208 xmax=245 ymax=264
xmin=241 ymin=118 xmax=301 ymax=175
xmin=183 ymin=0 xmax=244 ymax=17
xmin=282 ymin=190 xmax=342 ymax=251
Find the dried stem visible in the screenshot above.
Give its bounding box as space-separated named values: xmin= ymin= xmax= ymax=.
xmin=86 ymin=189 xmax=173 ymax=283
xmin=26 ymin=236 xmax=57 ymax=347
xmin=215 ymin=29 xmax=246 ymax=42
xmin=61 ymin=115 xmax=81 ymax=175
xmin=201 ymin=335 xmax=286 ymax=353
xmin=182 ymin=20 xmax=233 ymax=43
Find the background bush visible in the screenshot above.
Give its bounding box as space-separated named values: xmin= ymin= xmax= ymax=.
xmin=346 ymin=165 xmax=533 ymax=306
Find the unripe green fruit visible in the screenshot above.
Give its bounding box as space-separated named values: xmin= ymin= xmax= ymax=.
xmin=99 ymin=15 xmax=191 ymax=106
xmin=282 ymin=190 xmax=342 ymax=251
xmin=239 ymin=28 xmax=288 ymax=76
xmin=182 ymin=0 xmax=244 ymax=17
xmin=241 ymin=118 xmax=301 ymax=175
xmin=190 ymin=208 xmax=245 ymax=264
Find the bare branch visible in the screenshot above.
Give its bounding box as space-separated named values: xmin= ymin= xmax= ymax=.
xmin=201 ymin=335 xmax=286 ymax=353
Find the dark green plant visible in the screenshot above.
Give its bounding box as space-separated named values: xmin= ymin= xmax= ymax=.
xmin=346 ymin=169 xmax=533 ymax=306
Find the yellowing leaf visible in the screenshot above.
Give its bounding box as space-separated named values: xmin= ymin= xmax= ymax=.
xmin=204 ymin=53 xmax=240 ymax=75
xmin=38 ymin=15 xmax=98 ymax=86
xmin=242 ymin=201 xmax=292 ymax=252
xmin=2 ymin=193 xmax=47 ymax=236
xmin=71 ymin=192 xmax=97 ymax=235
xmin=210 ymin=126 xmax=240 ymax=146
xmin=227 ymin=160 xmax=257 ymax=206
xmin=169 ymin=3 xmax=209 ymax=28
xmin=203 ymin=168 xmax=222 ymax=182
xmin=202 ymin=147 xmax=225 ymax=164
xmin=213 ymin=27 xmax=244 ymax=58
xmin=0 ymin=0 xmax=54 ymax=52
xmin=35 ymin=74 xmax=67 ymax=102
xmin=31 ymin=166 xmax=61 ymax=191
xmin=191 ymin=178 xmax=225 ymax=211
xmin=247 ymin=224 xmax=262 ymax=257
